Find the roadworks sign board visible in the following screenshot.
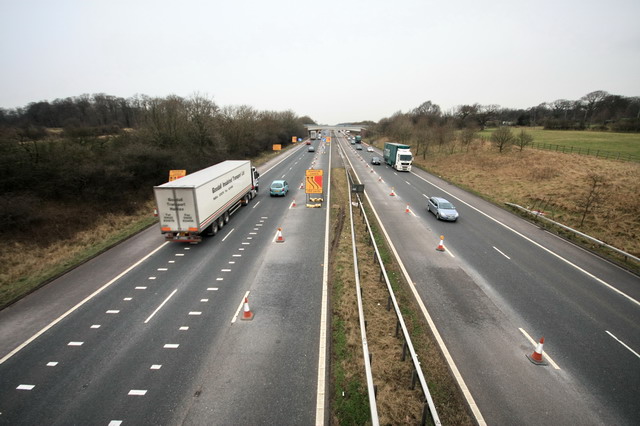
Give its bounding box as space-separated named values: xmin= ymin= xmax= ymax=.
xmin=305 ymin=169 xmax=323 ymax=194
xmin=169 ymin=170 xmax=187 ymax=181
xmin=273 ymin=144 xmax=282 ymax=151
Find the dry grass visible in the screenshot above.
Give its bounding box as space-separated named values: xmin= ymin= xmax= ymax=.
xmin=0 ymin=201 xmax=157 ymax=308
xmin=413 ymin=141 xmax=640 ymax=259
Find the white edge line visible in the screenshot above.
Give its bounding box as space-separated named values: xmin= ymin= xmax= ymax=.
xmin=344 ymin=145 xmax=486 ymax=425
xmin=315 ymin=140 xmax=331 ymax=426
xmin=606 ymin=330 xmax=640 ymax=359
xmin=144 ymin=289 xmax=178 ymax=324
xmin=221 ymin=228 xmax=235 ymax=242
xmin=0 ymin=242 xmax=169 ymax=364
xmin=519 ymin=328 xmax=561 ymax=370
xmin=412 ymin=172 xmax=640 ymax=307
xmin=231 ymin=290 xmax=250 ymax=323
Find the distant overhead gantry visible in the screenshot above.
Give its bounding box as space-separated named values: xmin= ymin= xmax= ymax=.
xmin=304 ymin=124 xmax=367 ymax=135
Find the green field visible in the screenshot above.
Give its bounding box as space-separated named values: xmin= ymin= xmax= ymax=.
xmin=479 ymin=127 xmax=640 ymax=159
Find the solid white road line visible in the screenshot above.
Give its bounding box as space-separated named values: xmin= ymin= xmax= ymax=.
xmin=231 ymin=291 xmax=251 ymax=323
xmin=0 ymin=243 xmax=169 ymax=364
xmin=315 ymin=139 xmax=332 ymax=426
xmin=519 ymin=327 xmax=561 ymax=370
xmin=606 ymin=331 xmax=640 ymax=359
xmin=144 ymin=289 xmax=177 ymax=324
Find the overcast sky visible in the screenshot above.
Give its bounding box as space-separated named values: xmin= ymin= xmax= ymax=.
xmin=1 ymin=0 xmax=639 ymax=124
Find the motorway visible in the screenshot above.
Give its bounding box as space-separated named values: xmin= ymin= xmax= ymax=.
xmin=336 ymin=133 xmax=639 ymax=425
xmin=0 ymin=139 xmax=331 ymax=424
xmin=1 ymin=130 xmax=638 ymax=425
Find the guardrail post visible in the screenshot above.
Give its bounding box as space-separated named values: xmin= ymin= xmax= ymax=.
xmin=395 ymin=320 xmax=400 ymax=337
xmin=421 ymin=402 xmax=429 ymax=426
xmin=401 ymin=341 xmax=408 ymax=361
xmin=411 ymin=369 xmax=417 ymax=390
xmin=380 ymin=270 xmax=384 ymax=282
xmin=387 ymin=295 xmax=392 ymax=311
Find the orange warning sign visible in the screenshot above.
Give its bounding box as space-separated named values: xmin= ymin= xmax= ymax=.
xmin=305 ymin=169 xmax=323 ymax=194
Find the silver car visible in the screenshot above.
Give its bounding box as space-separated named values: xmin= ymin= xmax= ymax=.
xmin=427 ymin=197 xmax=459 ymax=221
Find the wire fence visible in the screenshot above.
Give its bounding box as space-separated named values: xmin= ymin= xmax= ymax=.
xmin=528 ymin=142 xmax=640 ymax=162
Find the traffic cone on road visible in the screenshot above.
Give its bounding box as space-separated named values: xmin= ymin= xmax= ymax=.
xmin=436 ymin=235 xmax=445 ymax=252
xmin=300 ymin=182 xmax=304 ymax=189
xmin=292 ymin=199 xmax=296 ymax=208
xmin=405 ymin=204 xmax=410 ymax=213
xmin=241 ymin=297 xmax=254 ymax=321
xmin=527 ymin=337 xmax=547 ymax=365
xmin=378 ymin=176 xmax=383 ymax=182
xmin=276 ymin=227 xmax=285 ymax=243
xmin=390 ymin=187 xmax=396 ymax=196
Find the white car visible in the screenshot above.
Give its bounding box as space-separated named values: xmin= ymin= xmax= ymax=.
xmin=367 ymin=146 xmax=374 ymax=152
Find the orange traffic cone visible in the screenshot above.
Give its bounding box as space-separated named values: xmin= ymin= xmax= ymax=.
xmin=390 ymin=187 xmax=396 ymax=196
xmin=292 ymin=199 xmax=296 ymax=208
xmin=527 ymin=337 xmax=547 ymax=365
xmin=378 ymin=176 xmax=383 ymax=182
xmin=436 ymin=235 xmax=445 ymax=252
xmin=405 ymin=204 xmax=410 ymax=213
xmin=276 ymin=227 xmax=285 ymax=243
xmin=153 ymin=209 xmax=158 ymax=217
xmin=241 ymin=297 xmax=254 ymax=321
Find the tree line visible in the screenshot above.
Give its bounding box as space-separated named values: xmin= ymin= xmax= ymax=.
xmin=0 ymin=93 xmax=312 ymax=239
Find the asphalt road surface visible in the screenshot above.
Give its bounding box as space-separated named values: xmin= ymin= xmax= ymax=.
xmin=338 ymin=133 xmax=639 ymax=425
xmin=0 ymin=139 xmax=331 ymax=425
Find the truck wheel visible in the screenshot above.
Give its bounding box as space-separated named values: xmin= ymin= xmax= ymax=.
xmin=224 ymin=212 xmax=230 ymax=224
xmin=218 ymin=217 xmax=225 ymax=229
xmin=208 ymin=222 xmax=218 ymax=236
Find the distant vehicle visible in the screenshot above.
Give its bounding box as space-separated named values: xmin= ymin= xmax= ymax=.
xmin=154 ymin=160 xmax=259 ymax=242
xmin=356 ymin=145 xmax=363 ymax=150
xmin=371 ymin=156 xmax=381 ymax=165
xmin=308 ymin=146 xmax=315 ymax=152
xmin=383 ymin=142 xmax=413 ymax=171
xmin=270 ymin=180 xmax=289 ymax=197
xmin=427 ymin=197 xmax=459 ymax=221
xmin=306 ymin=140 xmax=311 ymax=145
xmin=367 ymin=146 xmax=374 ymax=152
xmin=310 ymin=130 xmax=317 ymax=140
xmin=355 ymin=135 xmax=362 ymax=143
xmin=350 ymin=140 xmax=356 ymax=145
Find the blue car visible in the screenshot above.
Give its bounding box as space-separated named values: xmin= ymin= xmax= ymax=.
xmin=269 ymin=180 xmax=289 ymax=197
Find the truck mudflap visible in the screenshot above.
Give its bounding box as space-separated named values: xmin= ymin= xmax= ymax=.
xmin=163 ymin=232 xmax=202 ymax=243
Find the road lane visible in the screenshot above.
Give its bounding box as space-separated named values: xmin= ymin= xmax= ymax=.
xmin=340 ymin=136 xmax=638 ymax=424
xmin=0 ymin=139 xmax=331 ymax=424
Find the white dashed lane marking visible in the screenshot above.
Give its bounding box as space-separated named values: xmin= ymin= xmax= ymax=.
xmin=163 ymin=344 xmax=179 ymax=349
xmin=150 ymin=364 xmax=162 ymax=370
xmin=68 ymin=342 xmax=83 ymax=346
xmin=189 ymin=312 xmax=202 ymax=315
xmin=106 ymin=310 xmax=120 ymax=314
xmin=128 ymin=389 xmax=147 ymax=396
xmin=16 ymin=384 xmax=35 ymax=391
xmin=46 ymin=362 xmax=58 ymax=367
xmin=90 ymin=325 xmax=100 ymax=329
xmin=135 ymin=286 xmax=147 ymax=290
xmin=179 ymin=326 xmax=189 ymax=331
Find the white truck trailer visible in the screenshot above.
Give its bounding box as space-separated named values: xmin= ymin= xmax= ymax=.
xmin=154 ymin=160 xmax=259 ymax=242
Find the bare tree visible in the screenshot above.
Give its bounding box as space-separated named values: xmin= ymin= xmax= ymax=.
xmin=514 ymin=129 xmax=533 ymax=151
xmin=459 ymin=126 xmax=478 ymax=152
xmin=579 ymin=173 xmax=607 ymax=227
xmin=490 ymin=126 xmax=514 ymax=153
